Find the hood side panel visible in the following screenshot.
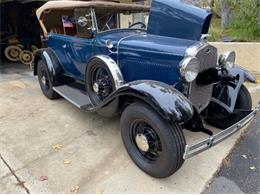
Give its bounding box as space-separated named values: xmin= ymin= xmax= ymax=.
xmin=147 ymin=0 xmax=212 ymax=41
xmin=118 ymin=34 xmax=196 ymax=85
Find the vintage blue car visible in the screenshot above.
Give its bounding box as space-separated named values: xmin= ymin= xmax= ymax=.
xmin=34 ymin=0 xmax=260 ymax=178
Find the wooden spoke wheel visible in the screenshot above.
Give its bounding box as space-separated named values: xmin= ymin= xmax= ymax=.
xmin=19 ymin=50 xmax=34 ymax=65
xmin=4 ymin=45 xmax=22 ymax=62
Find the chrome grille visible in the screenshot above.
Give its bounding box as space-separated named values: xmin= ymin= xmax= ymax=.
xmin=186 ymin=43 xmax=218 ymax=112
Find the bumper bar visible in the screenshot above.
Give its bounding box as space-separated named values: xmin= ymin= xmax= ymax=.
xmin=183 ymin=104 xmax=260 ymax=159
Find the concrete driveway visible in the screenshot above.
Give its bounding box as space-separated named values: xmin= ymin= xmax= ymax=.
xmin=0 ymin=58 xmax=260 ymax=193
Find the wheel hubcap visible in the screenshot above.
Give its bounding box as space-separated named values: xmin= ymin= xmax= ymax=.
xmin=132 ymin=120 xmax=162 ymax=161
xmin=93 ymin=82 xmax=99 ymax=93
xmin=10 ymin=49 xmax=19 ymax=58
xmin=135 ymin=133 xmax=149 ymax=152
xmin=91 ymin=67 xmax=113 ymax=101
xmin=41 ymin=75 xmax=47 ymax=85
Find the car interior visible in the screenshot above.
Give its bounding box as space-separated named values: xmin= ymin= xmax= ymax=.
xmin=42 ymin=7 xmax=149 ymax=38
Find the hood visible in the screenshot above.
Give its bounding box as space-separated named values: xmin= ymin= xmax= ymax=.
xmin=119 ymin=33 xmax=196 ymax=58
xmin=147 ymin=0 xmax=212 ymax=41
xmin=117 ymin=33 xmax=197 ymax=85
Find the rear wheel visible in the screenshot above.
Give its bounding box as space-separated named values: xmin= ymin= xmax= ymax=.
xmin=120 ymin=102 xmax=186 ymax=178
xmin=206 ymin=85 xmax=252 ymax=129
xmin=37 ymin=60 xmax=60 ymax=99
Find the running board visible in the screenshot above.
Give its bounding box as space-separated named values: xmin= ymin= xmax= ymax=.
xmin=53 ymin=85 xmax=93 ymax=110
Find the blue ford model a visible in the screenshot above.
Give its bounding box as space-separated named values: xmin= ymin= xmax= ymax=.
xmin=34 ymin=0 xmax=260 ymax=178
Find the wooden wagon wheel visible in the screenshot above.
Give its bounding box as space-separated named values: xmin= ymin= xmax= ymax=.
xmin=4 ymin=45 xmax=22 ymax=62
xmin=19 ymin=50 xmax=34 ymax=65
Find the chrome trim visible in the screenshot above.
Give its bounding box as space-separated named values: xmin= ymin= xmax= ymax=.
xmin=135 ymin=133 xmax=149 ymax=152
xmin=90 ymin=8 xmax=97 ymax=32
xmin=92 ymin=55 xmax=124 ymax=89
xmin=200 ymin=34 xmax=209 ymax=42
xmin=185 ymin=41 xmax=207 ymax=58
xmin=42 ymin=51 xmax=54 ymax=74
xmin=183 ymin=41 xmax=218 ymax=112
xmin=218 ymin=51 xmax=236 ymax=68
xmin=183 ymin=103 xmax=260 ymax=159
xmin=179 ymin=56 xmax=200 ymax=82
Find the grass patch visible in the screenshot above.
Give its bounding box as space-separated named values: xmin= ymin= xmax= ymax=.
xmin=208 ymin=17 xmax=260 ymax=42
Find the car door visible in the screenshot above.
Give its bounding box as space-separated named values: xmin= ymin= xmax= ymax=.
xmin=47 ymin=33 xmax=72 ymax=74
xmin=46 ymin=12 xmax=80 ymax=78
xmin=64 ymin=8 xmax=95 ymax=81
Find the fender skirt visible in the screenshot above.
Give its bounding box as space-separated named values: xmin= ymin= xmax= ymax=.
xmin=89 ymin=80 xmax=194 ymax=124
xmin=33 ymin=48 xmax=65 ymax=86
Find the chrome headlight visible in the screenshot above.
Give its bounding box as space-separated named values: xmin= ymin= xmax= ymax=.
xmin=219 ymin=51 xmax=236 ymax=69
xmin=179 ymin=57 xmax=200 ymax=82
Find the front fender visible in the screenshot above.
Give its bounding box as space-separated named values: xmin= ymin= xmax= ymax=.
xmin=237 ymin=66 xmax=257 ymax=83
xmin=211 ymin=65 xmax=256 ymax=112
xmin=90 ymin=80 xmax=194 ymax=124
xmin=33 ymin=48 xmax=64 ymax=86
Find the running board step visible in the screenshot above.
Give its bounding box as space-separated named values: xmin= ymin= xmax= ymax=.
xmin=53 ymin=85 xmax=93 ymax=110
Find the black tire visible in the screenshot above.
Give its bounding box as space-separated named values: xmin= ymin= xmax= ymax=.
xmin=37 ymin=60 xmax=60 ymax=99
xmin=206 ymin=85 xmax=252 ymax=129
xmin=120 ymin=102 xmax=186 ymax=178
xmin=86 ymin=58 xmax=116 ymax=106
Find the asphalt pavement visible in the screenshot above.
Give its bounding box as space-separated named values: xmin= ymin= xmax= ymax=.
xmin=205 ymin=115 xmax=260 ymax=194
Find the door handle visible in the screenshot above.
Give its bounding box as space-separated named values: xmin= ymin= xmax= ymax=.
xmin=62 ymin=44 xmax=67 ymax=49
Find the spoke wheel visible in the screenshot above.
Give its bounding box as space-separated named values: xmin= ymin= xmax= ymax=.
xmin=19 ymin=50 xmax=34 ymax=65
xmin=91 ymin=66 xmax=113 ymax=101
xmin=86 ymin=58 xmax=116 ymax=106
xmin=4 ymin=45 xmax=22 ymax=62
xmin=37 ymin=60 xmax=60 ymax=100
xmin=131 ymin=120 xmax=162 ymax=162
xmin=120 ymin=102 xmax=186 ymax=178
xmin=39 ymin=68 xmax=50 ymax=91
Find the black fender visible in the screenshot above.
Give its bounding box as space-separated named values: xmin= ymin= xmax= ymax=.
xmin=88 ymin=80 xmax=194 ymax=124
xmin=33 ymin=48 xmax=65 ymax=86
xmin=210 ymin=65 xmax=256 ymax=113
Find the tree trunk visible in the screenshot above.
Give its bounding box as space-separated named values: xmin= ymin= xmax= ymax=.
xmin=221 ymin=0 xmax=231 ymax=28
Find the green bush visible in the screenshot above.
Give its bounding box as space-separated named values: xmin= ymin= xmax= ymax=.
xmin=209 ymin=0 xmax=260 ymax=41
xmin=229 ymin=0 xmax=260 ymax=41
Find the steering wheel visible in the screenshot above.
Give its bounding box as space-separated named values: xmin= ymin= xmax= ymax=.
xmin=129 ymin=22 xmax=146 ymax=29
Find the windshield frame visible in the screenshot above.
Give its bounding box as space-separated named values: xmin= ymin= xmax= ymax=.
xmin=92 ymin=8 xmax=150 ymax=34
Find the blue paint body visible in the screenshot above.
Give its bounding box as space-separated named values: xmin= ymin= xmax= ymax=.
xmin=46 ymin=0 xmax=212 ymax=86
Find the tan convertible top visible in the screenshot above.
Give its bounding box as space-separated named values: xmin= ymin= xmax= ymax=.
xmin=36 ymin=0 xmax=150 ymax=19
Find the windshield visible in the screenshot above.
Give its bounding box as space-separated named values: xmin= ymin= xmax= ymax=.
xmin=95 ymin=9 xmax=150 ymax=32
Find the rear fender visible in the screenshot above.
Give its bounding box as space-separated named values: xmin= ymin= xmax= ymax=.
xmin=90 ymin=80 xmax=194 ymax=124
xmin=33 ymin=48 xmax=64 ymax=86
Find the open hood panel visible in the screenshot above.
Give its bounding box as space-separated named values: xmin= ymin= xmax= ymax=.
xmin=147 ymin=0 xmax=212 ymax=41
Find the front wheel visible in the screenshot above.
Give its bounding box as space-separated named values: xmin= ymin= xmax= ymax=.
xmin=120 ymin=102 xmax=186 ymax=178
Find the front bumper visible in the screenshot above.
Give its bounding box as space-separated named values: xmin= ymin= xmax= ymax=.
xmin=183 ymin=103 xmax=260 ymax=159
